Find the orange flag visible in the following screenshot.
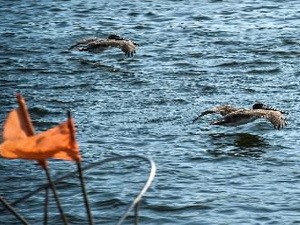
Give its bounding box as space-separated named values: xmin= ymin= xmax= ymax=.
xmin=1 ymin=94 xmax=48 ymax=168
xmin=1 ymin=94 xmax=81 ymax=162
xmin=2 ymin=108 xmax=29 ymax=141
xmin=0 ymin=117 xmax=81 ymax=162
xmin=3 ymin=94 xmax=35 ymax=141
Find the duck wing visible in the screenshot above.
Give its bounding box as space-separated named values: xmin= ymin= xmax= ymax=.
xmin=104 ymin=39 xmax=137 ymax=56
xmin=220 ymin=109 xmax=287 ymax=129
xmin=193 ymin=105 xmax=238 ymax=122
xmin=210 ymin=110 xmax=257 ymax=126
xmin=70 ymin=39 xmax=136 ymax=56
xmin=250 ymin=109 xmax=287 ymax=129
xmin=69 ymin=38 xmax=100 ymax=50
xmin=209 ymin=109 xmax=287 ymax=129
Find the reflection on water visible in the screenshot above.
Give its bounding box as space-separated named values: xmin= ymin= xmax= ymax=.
xmin=76 ymin=58 xmax=120 ymax=71
xmin=207 ymin=133 xmax=270 ymax=158
xmin=234 ymin=133 xmax=268 ymax=148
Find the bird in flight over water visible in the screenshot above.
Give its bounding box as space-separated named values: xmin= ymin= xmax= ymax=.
xmin=69 ymin=34 xmax=138 ymax=57
xmin=194 ymin=103 xmax=287 ymax=130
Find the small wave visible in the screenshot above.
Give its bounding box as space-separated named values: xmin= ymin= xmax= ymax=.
xmin=191 ymin=15 xmax=213 ymax=21
xmin=246 ymin=68 xmax=281 ymax=74
xmin=148 ymin=203 xmax=211 ymax=212
xmin=93 ymin=198 xmax=127 ymax=208
xmin=215 ymin=60 xmax=276 ymax=68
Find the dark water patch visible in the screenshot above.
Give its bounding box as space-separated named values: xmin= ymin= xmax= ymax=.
xmin=30 ymin=105 xmax=61 ymax=117
xmin=206 ymin=132 xmax=271 ymax=158
xmin=281 ymin=38 xmax=299 ymax=45
xmin=246 ymin=67 xmax=281 ymax=75
xmin=233 ymin=133 xmax=269 ymax=148
xmin=270 ymin=50 xmax=300 ymax=57
xmin=242 ymin=4 xmax=280 ymax=12
xmin=93 ymin=198 xmax=127 ymax=209
xmin=127 ymin=11 xmax=140 ymax=17
xmin=16 ymin=67 xmax=48 ymax=74
xmin=133 ymin=24 xmax=155 ymax=30
xmin=213 ymin=40 xmax=244 ymax=46
xmin=191 ymin=15 xmax=213 ymax=21
xmin=215 ymin=60 xmax=277 ymax=68
xmin=250 ymin=47 xmax=300 ymax=58
xmin=50 ymin=82 xmax=97 ymax=91
xmin=206 ymin=148 xmax=266 ymax=159
xmin=148 ymin=202 xmax=212 ymax=212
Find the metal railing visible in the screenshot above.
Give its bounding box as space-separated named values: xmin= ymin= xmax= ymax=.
xmin=0 ymin=154 xmax=156 ymax=225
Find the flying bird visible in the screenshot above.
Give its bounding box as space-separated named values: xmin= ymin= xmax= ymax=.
xmin=194 ymin=103 xmax=287 ymax=129
xmin=69 ymin=34 xmax=138 ymax=57
xmin=210 ymin=109 xmax=287 ymax=129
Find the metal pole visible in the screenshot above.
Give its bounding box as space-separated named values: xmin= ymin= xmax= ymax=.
xmin=0 ymin=196 xmax=29 ymax=225
xmin=77 ymin=162 xmax=94 ymax=225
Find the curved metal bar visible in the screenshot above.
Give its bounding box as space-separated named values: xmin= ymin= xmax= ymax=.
xmin=116 ymin=156 xmax=156 ymax=225
xmin=2 ymin=155 xmax=156 ymax=224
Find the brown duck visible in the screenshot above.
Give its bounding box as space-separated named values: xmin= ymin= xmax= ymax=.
xmin=194 ymin=103 xmax=287 ymax=129
xmin=69 ymin=34 xmax=137 ymax=57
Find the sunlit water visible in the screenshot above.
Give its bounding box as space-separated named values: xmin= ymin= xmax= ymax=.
xmin=1 ymin=0 xmax=300 ymax=224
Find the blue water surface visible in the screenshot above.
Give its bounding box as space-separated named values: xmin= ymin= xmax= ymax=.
xmin=0 ymin=0 xmax=300 ymax=224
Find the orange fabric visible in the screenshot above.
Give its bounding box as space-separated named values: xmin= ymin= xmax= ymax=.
xmin=0 ymin=119 xmax=81 ymax=161
xmin=2 ymin=94 xmax=47 ymax=167
xmin=51 ymin=117 xmax=81 ymax=161
xmin=3 ymin=94 xmax=35 ymax=140
xmin=2 ymin=108 xmax=29 ymax=141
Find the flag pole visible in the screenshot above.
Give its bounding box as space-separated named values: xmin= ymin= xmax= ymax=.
xmin=40 ymin=162 xmax=68 ymax=225
xmin=43 ymin=186 xmax=49 ymax=225
xmin=76 ymin=162 xmax=94 ymax=225
xmin=67 ymin=111 xmax=94 ymax=225
xmin=0 ymin=196 xmax=29 ymax=225
xmin=16 ymin=94 xmax=68 ymax=225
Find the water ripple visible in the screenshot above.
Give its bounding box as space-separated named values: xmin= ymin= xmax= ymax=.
xmin=1 ymin=0 xmax=300 ymax=224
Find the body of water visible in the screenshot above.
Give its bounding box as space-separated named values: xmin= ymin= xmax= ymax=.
xmin=1 ymin=0 xmax=300 ymax=224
